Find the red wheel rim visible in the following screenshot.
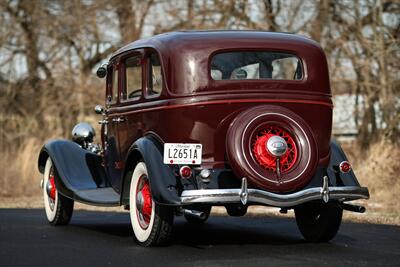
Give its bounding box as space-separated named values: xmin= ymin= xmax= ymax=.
xmin=252 ymin=125 xmax=298 ymax=173
xmin=48 ymin=175 xmax=56 ymax=200
xmin=135 ymin=175 xmax=153 ymax=229
xmin=46 ymin=168 xmax=57 ymax=211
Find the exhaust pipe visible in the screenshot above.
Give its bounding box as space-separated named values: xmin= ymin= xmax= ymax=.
xmin=183 ymin=209 xmax=207 ymax=220
xmin=341 ymin=203 xmax=366 ymax=213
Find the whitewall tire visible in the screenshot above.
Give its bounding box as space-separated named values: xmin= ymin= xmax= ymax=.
xmin=43 ymin=158 xmax=74 ymax=225
xmin=129 ymin=162 xmax=173 ymax=246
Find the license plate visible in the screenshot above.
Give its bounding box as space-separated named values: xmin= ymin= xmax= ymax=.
xmin=163 ymin=143 xmax=202 ymax=165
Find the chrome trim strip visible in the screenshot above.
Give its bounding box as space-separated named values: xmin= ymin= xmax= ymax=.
xmin=181 ymin=184 xmax=370 ymax=207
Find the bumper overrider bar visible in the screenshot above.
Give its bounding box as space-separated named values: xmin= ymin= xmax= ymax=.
xmin=181 ymin=176 xmax=370 ymax=207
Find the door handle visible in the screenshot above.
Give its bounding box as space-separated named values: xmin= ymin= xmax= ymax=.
xmin=112 ymin=116 xmax=126 ymax=123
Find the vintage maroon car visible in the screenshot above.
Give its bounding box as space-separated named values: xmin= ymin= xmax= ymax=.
xmin=38 ymin=31 xmax=369 ymax=246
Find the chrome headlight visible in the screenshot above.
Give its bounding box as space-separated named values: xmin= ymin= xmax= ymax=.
xmin=71 ymin=122 xmax=96 ymax=146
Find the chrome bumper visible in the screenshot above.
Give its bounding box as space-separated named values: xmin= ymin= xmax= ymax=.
xmin=181 ymin=177 xmax=370 ymax=207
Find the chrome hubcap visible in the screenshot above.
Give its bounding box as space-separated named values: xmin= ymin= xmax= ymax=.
xmin=266 ymin=135 xmax=288 ymax=157
xmin=46 ymin=173 xmax=56 ymax=211
xmin=135 ymin=176 xmax=152 ymax=230
xmin=136 ymin=191 xmax=144 ymax=213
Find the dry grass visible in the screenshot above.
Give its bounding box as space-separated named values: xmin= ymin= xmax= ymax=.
xmin=0 ymin=138 xmax=398 ymax=225
xmin=344 ymin=140 xmax=400 ymax=215
xmin=0 ymin=138 xmax=43 ymax=197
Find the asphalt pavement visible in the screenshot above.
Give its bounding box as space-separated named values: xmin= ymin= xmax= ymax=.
xmin=0 ymin=209 xmax=399 ymax=266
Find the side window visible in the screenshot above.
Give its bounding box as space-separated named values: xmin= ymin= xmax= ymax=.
xmin=106 ymin=65 xmax=118 ymax=104
xmin=112 ymin=67 xmax=119 ymax=102
xmin=147 ymin=52 xmax=163 ymax=97
xmin=123 ymin=55 xmax=142 ymax=100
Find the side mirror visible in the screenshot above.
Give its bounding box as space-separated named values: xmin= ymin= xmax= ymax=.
xmin=94 ymin=105 xmax=104 ymax=115
xmin=96 ymin=65 xmax=107 ymax=78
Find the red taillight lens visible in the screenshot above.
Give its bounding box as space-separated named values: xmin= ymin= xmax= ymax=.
xmin=339 ymin=161 xmax=351 ymax=173
xmin=179 ymin=166 xmax=192 ymax=179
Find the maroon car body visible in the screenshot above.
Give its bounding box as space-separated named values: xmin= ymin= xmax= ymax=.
xmin=107 ymin=31 xmax=332 ymax=191
xmin=38 ymin=31 xmax=369 ymax=246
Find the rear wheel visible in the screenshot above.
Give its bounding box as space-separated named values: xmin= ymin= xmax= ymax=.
xmin=294 ymin=202 xmax=343 ymax=242
xmin=129 ymin=162 xmax=174 ymax=246
xmin=226 ymin=204 xmax=248 ymax=217
xmin=43 ymin=158 xmax=74 ymax=225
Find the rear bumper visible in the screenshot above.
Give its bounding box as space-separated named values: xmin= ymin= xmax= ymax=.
xmin=181 ymin=176 xmax=369 ymax=207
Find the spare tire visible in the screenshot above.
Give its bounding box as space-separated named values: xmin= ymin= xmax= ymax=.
xmin=226 ymin=105 xmax=318 ymax=193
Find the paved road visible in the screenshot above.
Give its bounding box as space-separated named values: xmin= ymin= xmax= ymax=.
xmin=0 ymin=209 xmax=399 ymax=266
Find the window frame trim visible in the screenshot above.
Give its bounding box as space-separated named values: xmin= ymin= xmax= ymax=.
xmin=144 ymin=49 xmax=164 ymax=100
xmin=119 ymin=49 xmax=145 ymax=104
xmin=105 ymin=60 xmax=119 ymax=106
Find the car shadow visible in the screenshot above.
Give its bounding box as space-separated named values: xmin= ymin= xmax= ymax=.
xmin=69 ymin=211 xmax=312 ymax=246
xmin=69 ymin=211 xmax=133 ymax=237
xmin=171 ymin=217 xmax=305 ymax=247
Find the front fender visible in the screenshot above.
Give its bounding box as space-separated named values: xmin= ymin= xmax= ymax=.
xmin=121 ymin=136 xmax=181 ymax=206
xmin=38 ymin=139 xmax=108 ymax=199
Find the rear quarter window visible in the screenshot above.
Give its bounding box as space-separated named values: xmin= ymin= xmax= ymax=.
xmin=210 ymin=51 xmax=303 ymax=81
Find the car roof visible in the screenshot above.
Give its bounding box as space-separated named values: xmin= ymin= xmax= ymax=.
xmin=111 ymin=31 xmax=330 ymax=96
xmin=112 ymin=30 xmax=322 ymax=58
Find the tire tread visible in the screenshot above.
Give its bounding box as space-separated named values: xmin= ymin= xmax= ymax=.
xmin=295 ymin=202 xmax=343 ymax=242
xmin=50 ymin=194 xmax=74 ymax=226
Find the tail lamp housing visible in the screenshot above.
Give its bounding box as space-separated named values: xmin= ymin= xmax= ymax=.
xmin=339 ymin=161 xmax=352 ymax=173
xmin=179 ymin=166 xmax=192 ymax=179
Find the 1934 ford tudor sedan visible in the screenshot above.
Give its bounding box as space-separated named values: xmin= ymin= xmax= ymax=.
xmin=38 ymin=31 xmax=369 ymax=246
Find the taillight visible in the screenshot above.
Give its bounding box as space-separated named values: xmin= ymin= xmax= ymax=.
xmin=179 ymin=166 xmax=192 ymax=179
xmin=339 ymin=161 xmax=351 ymax=173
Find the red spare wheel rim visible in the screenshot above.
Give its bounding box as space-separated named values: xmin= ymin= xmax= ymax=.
xmin=252 ymin=125 xmax=298 ymax=173
xmin=226 ymin=105 xmax=318 ymax=193
xmin=135 ymin=175 xmax=153 ymax=230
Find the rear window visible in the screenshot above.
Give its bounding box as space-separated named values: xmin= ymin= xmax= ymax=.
xmin=210 ymin=51 xmax=303 ymax=81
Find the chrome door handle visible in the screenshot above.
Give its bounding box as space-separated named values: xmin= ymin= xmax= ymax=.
xmin=112 ymin=117 xmax=126 ymax=123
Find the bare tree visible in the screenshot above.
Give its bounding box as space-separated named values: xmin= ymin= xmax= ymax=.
xmin=0 ymin=0 xmax=398 ymax=150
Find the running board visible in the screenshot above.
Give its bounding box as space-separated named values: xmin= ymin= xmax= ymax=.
xmin=73 ymin=187 xmax=120 ymax=206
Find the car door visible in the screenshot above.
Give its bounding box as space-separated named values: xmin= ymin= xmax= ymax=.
xmin=116 ymin=49 xmax=165 ymax=166
xmin=115 ymin=51 xmax=144 ymax=167
xmin=104 ymin=60 xmax=124 ymax=192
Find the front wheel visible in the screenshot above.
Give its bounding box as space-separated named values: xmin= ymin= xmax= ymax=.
xmin=129 ymin=162 xmax=174 ymax=246
xmin=294 ymin=202 xmax=343 ymax=242
xmin=43 ymin=158 xmax=74 ymax=225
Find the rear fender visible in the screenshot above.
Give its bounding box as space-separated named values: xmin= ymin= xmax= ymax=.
xmin=121 ymin=135 xmax=181 ymax=206
xmin=327 ymin=140 xmax=361 ymax=187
